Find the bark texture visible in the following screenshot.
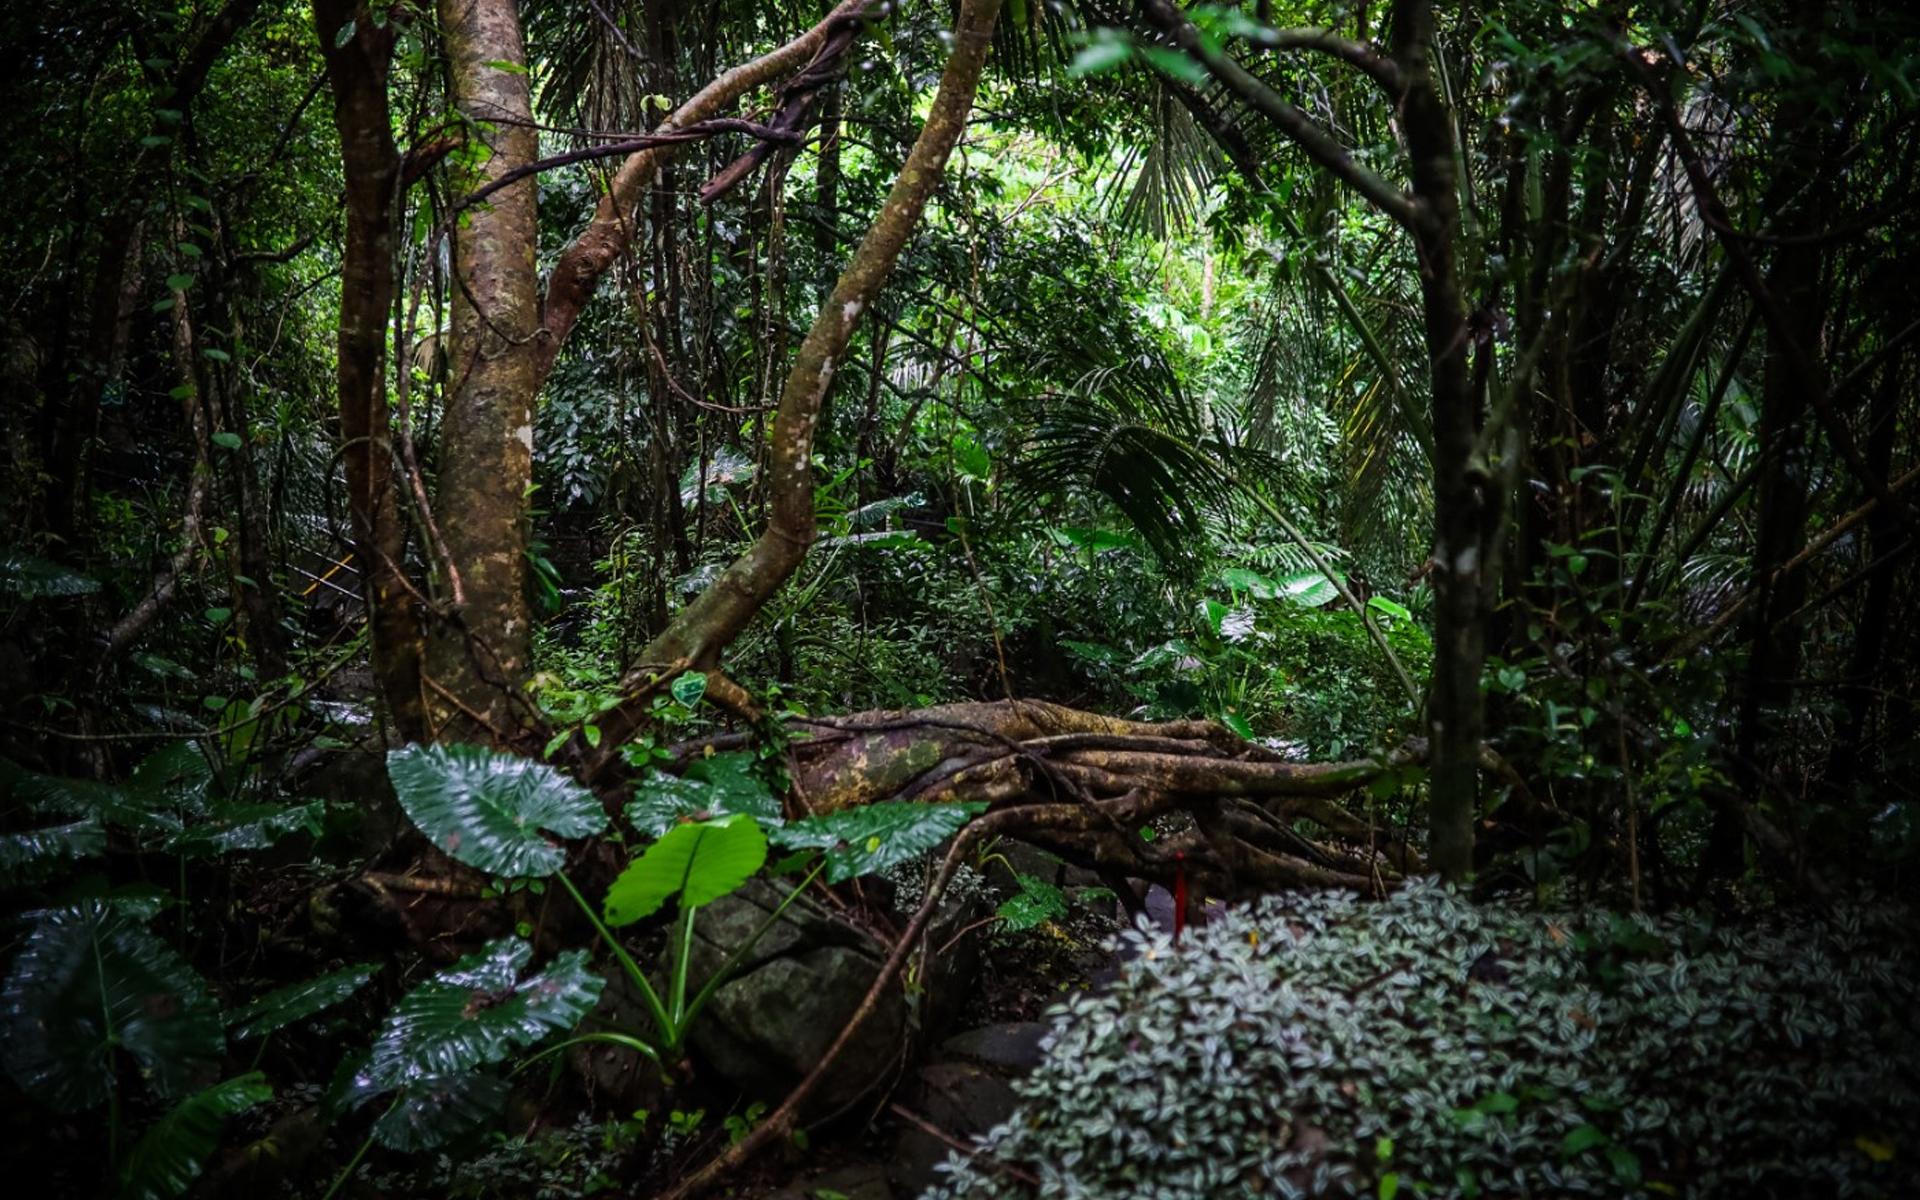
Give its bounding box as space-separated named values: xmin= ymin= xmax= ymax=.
xmin=316 ymin=0 xmax=426 ymax=740
xmin=429 ymin=0 xmax=543 ymax=737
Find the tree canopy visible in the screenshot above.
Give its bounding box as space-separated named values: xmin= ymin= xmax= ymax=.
xmin=2 ymin=1 xmax=1917 ymax=1196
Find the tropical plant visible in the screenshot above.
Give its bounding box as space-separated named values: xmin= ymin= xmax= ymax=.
xmin=383 ymin=742 xmax=984 ymax=1074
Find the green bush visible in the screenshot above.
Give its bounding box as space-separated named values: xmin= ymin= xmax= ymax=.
xmin=925 ymin=880 xmax=1919 ymax=1199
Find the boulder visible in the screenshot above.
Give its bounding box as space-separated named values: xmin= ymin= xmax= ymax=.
xmin=887 ymin=1061 xmax=1021 ymax=1197
xmin=938 ymin=1022 xmax=1049 ymax=1073
xmin=767 ymin=1163 xmax=893 ymax=1200
xmin=684 ymin=877 xmax=977 ymax=1115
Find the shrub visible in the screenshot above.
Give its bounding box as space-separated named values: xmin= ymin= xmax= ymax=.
xmin=925 ymin=880 xmax=1920 ymax=1199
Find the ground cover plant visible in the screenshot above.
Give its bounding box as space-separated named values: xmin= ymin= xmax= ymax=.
xmin=2 ymin=0 xmax=1917 ymax=1196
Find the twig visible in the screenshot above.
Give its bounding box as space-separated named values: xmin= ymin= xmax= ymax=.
xmin=887 ymin=1102 xmax=1041 ymax=1187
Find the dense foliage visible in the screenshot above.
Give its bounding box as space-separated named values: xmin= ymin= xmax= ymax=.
xmin=929 ymin=881 xmax=1920 ymax=1198
xmin=2 ymin=0 xmax=1917 ymax=1195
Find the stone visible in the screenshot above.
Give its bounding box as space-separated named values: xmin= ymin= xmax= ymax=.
xmin=767 ymin=1163 xmax=893 ymax=1200
xmin=887 ymin=1062 xmax=1020 ymax=1197
xmin=686 ymin=880 xmax=906 ymax=1115
xmin=938 ymin=1022 xmax=1050 ymax=1073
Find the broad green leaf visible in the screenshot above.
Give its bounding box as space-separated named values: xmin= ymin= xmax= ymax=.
xmin=2 ymin=902 xmax=223 ymax=1111
xmin=1275 ymin=570 xmax=1341 ymax=608
xmin=210 ymin=431 xmax=241 ymax=450
xmin=0 ymin=550 xmax=100 ymax=599
xmin=625 ymin=766 xmax=781 ymax=839
xmin=117 ymin=1073 xmax=271 ymax=1200
xmin=227 ymin=963 xmax=380 ymax=1040
xmin=130 ymin=743 xmax=215 ymax=816
xmin=1214 ymin=567 xmax=1280 ymax=599
xmin=1048 ymin=526 xmax=1142 ymax=553
xmin=1367 ymin=595 xmax=1414 ymax=622
xmin=1067 ymin=38 xmax=1132 ymax=76
xmin=359 ymin=939 xmax=601 ymax=1092
xmin=952 ymin=432 xmax=992 ymax=480
xmin=1220 ymin=710 xmax=1256 ymax=742
xmin=996 ymin=873 xmax=1067 ymax=932
xmin=372 ymin=1071 xmax=510 ymax=1151
xmin=603 ymin=814 xmax=767 ymax=926
xmin=386 ymin=744 xmax=607 ymax=878
xmin=1136 ymin=44 xmax=1209 ymax=85
xmin=670 ymin=670 xmax=708 ymax=708
xmin=1561 ymin=1123 xmax=1608 ymax=1156
xmin=0 ymin=817 xmax=106 ymax=884
xmin=770 ymin=801 xmax=986 ymax=884
xmin=166 ymin=799 xmax=323 ymax=858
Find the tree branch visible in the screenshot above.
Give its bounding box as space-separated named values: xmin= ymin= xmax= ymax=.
xmin=1138 ymin=0 xmax=1417 ymax=230
xmin=589 ymin=0 xmax=1005 ymax=758
xmin=535 ymin=0 xmax=884 ymax=384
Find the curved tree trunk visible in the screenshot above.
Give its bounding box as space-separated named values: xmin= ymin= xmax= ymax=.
xmin=594 ymin=0 xmax=1006 ymax=754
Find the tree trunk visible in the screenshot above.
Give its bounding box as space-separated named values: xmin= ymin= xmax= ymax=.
xmin=594 ymin=0 xmax=1007 ymax=753
xmin=315 ymin=0 xmax=426 ymax=741
xmin=1393 ymin=0 xmax=1482 ymax=881
xmin=427 ymin=0 xmax=543 ymax=739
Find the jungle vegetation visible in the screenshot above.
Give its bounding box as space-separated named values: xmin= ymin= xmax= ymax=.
xmin=1 ymin=0 xmax=1917 ymax=1196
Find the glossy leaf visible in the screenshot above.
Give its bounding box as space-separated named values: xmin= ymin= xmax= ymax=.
xmin=1275 ymin=570 xmax=1341 ymax=608
xmin=1214 ymin=566 xmax=1281 ymax=599
xmin=372 ymin=1072 xmax=510 ymax=1151
xmin=166 ymin=799 xmax=323 ymax=858
xmin=771 ymin=801 xmax=986 ymax=883
xmin=2 ymin=902 xmax=223 ymax=1111
xmin=386 ymin=744 xmax=607 ymax=878
xmin=359 ymin=939 xmax=600 ymax=1092
xmin=625 ymin=758 xmax=781 ymax=838
xmin=603 ymin=814 xmax=767 ymax=926
xmin=117 ymin=1073 xmax=271 ymax=1200
xmin=0 ymin=816 xmax=106 ymax=884
xmin=997 ymin=873 xmax=1068 ymax=932
xmin=669 ymin=670 xmax=708 ymax=707
xmin=0 ymin=549 xmax=101 ymax=599
xmin=227 ymin=963 xmax=380 ymax=1041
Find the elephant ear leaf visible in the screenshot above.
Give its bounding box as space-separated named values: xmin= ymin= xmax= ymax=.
xmin=227 ymin=963 xmax=380 ymax=1041
xmin=386 ymin=744 xmax=607 ymax=877
xmin=626 ymin=753 xmax=781 ymax=838
xmin=771 ymin=801 xmax=986 ymax=883
xmin=1 ymin=902 xmax=223 ymax=1112
xmin=0 ymin=816 xmax=106 ymax=885
xmin=167 ymin=799 xmax=324 ymax=858
xmin=371 ymin=1071 xmax=511 ymax=1151
xmin=116 ymin=1073 xmax=271 ymax=1200
xmin=603 ymin=814 xmax=767 ymax=926
xmin=359 ymin=939 xmax=600 ymax=1093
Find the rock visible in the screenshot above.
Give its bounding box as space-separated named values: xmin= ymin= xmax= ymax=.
xmin=888 ymin=1062 xmax=1021 ymax=1197
xmin=767 ymin=1163 xmax=893 ymax=1200
xmin=686 ymin=881 xmax=908 ymax=1115
xmin=939 ymin=1022 xmax=1049 ymax=1073
xmin=682 ymin=871 xmax=989 ymax=1116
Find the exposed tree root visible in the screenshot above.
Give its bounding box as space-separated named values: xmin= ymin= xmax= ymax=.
xmin=653 ymin=701 xmax=1429 ymax=1199
xmin=752 ymin=698 xmax=1425 ymax=898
